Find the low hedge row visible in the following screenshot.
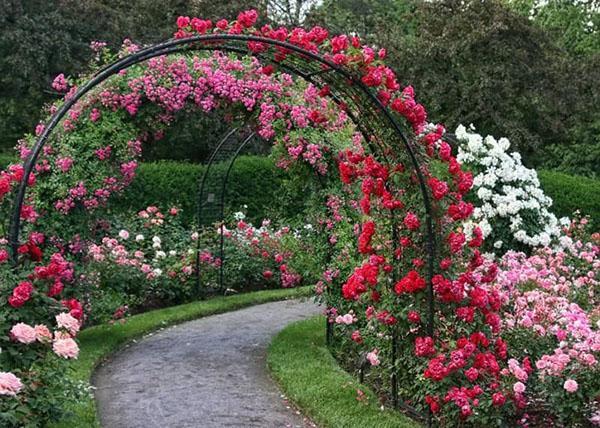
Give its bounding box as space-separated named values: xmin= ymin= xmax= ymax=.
xmin=538 ymin=169 xmax=600 ymax=230
xmin=110 ymin=156 xmax=307 ymax=224
xmin=1 ymin=152 xmax=597 ymax=230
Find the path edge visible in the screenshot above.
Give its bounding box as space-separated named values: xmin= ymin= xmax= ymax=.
xmin=50 ymin=286 xmax=312 ymax=428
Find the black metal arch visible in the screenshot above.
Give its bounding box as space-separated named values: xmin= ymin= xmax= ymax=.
xmin=8 ymin=33 xmax=437 ymax=335
xmin=195 ymin=127 xmax=257 ymax=295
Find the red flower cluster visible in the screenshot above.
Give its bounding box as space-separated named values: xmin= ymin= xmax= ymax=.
xmin=0 ymin=164 xmax=36 ymax=202
xmin=358 ymin=221 xmax=375 ymax=254
xmin=8 ymin=281 xmax=34 ymax=308
xmin=342 ymin=256 xmax=383 ymax=300
xmin=394 ymin=270 xmax=426 ymax=294
xmin=33 ymin=253 xmax=74 ymax=298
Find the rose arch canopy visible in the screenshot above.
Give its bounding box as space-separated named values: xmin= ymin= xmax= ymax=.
xmin=8 ymin=33 xmax=437 ymax=332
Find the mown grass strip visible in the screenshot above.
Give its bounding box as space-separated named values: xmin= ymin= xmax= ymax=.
xmin=268 ymin=316 xmax=420 ymax=428
xmin=51 ymin=286 xmax=312 ymax=428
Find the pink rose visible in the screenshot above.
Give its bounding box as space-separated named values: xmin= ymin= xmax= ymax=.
xmin=563 ymin=379 xmax=578 ymax=393
xmin=118 ymin=230 xmax=129 ymax=240
xmin=10 ymin=323 xmax=37 ymax=344
xmin=366 ymin=349 xmax=380 ymax=366
xmin=34 ymin=324 xmax=52 ymax=342
xmin=0 ymin=372 xmax=23 ymax=396
xmin=513 ymin=382 xmax=526 ymax=394
xmin=53 ymin=338 xmax=79 ymax=359
xmin=56 ymin=312 xmax=80 ymax=335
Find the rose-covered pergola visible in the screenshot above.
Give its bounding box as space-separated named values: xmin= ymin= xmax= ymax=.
xmin=2 ymin=11 xmax=513 ymax=426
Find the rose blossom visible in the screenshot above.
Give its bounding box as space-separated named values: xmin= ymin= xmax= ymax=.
xmin=34 ymin=324 xmax=52 ymax=342
xmin=10 ymin=323 xmax=37 ymax=344
xmin=366 ymin=349 xmax=380 ymax=366
xmin=513 ymin=382 xmax=526 ymax=394
xmin=0 ymin=372 xmax=23 ymax=396
xmin=53 ymin=337 xmax=79 ymax=359
xmin=56 ymin=312 xmax=80 ymax=335
xmin=563 ymin=379 xmax=578 ymax=393
xmin=118 ymin=230 xmax=130 ymax=240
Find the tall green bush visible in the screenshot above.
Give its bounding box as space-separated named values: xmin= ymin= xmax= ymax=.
xmin=539 ymin=170 xmax=600 ymax=230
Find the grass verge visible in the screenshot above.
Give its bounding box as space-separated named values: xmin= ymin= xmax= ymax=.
xmin=50 ymin=286 xmax=312 ymax=428
xmin=268 ymin=316 xmax=420 ymax=428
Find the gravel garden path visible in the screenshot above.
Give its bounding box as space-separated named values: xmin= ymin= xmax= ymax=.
xmin=93 ymin=299 xmax=321 ymax=428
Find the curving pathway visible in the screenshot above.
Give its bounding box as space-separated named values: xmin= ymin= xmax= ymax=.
xmin=93 ymin=299 xmax=321 ymax=428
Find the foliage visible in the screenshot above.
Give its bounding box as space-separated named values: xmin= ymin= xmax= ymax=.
xmin=508 ymin=0 xmax=600 ymax=55
xmin=112 ymin=157 xmax=306 ymax=226
xmin=538 ymin=169 xmax=600 ymax=231
xmin=309 ymin=0 xmax=600 ymax=174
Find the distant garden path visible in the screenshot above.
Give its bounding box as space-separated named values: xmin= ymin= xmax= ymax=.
xmin=93 ymin=299 xmax=321 ymax=428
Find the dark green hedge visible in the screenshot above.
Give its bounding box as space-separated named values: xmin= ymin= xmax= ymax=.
xmin=539 ymin=170 xmax=600 ymax=230
xmin=2 ymin=152 xmax=598 ymax=230
xmin=111 ymin=156 xmax=308 ymax=225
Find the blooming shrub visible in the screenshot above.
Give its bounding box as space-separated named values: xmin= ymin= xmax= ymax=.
xmin=494 ymin=217 xmax=599 ymax=425
xmin=455 ymin=124 xmax=564 ymax=253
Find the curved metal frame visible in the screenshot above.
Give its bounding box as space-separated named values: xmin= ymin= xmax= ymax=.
xmin=217 ymin=132 xmax=256 ymax=291
xmin=7 ymin=33 xmax=438 ymax=419
xmin=195 ymin=127 xmax=238 ymax=296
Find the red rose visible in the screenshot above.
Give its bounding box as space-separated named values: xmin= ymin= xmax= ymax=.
xmin=263 ymin=270 xmax=273 ymax=280
xmin=176 ymin=16 xmax=190 ymax=28
xmin=395 ymin=270 xmax=426 ymax=294
xmin=403 ymin=212 xmax=420 ymax=230
xmin=492 ymin=392 xmax=506 ymax=406
xmin=331 ymin=35 xmax=348 ymax=53
xmin=414 ymin=336 xmax=436 ymax=357
xmin=407 ymin=311 xmax=421 ymax=324
xmin=428 ymin=177 xmax=449 ymax=200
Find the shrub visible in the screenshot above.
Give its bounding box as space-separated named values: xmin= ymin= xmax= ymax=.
xmin=110 ymin=156 xmax=308 ymax=225
xmin=538 ymin=170 xmax=600 ymax=231
xmin=455 ymin=125 xmax=563 ymax=253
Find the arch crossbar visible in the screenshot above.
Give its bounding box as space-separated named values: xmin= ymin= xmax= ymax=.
xmin=7 ymin=37 xmax=439 ymax=390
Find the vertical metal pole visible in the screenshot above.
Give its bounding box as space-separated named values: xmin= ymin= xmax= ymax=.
xmin=391 ymin=219 xmax=399 ymax=409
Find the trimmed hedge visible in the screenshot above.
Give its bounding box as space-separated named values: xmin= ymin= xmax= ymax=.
xmin=111 ymin=156 xmax=308 ymax=224
xmin=539 ymin=170 xmax=600 ymax=230
xmin=2 ymin=151 xmax=597 ymax=230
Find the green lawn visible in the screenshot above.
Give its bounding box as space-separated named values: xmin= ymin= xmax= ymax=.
xmin=268 ymin=316 xmax=420 ymax=428
xmin=50 ymin=286 xmax=312 ymax=428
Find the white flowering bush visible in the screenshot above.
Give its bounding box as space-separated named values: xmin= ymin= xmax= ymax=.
xmin=455 ymin=125 xmax=565 ymax=252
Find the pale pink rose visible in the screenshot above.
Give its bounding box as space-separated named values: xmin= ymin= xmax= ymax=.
xmin=0 ymin=372 xmax=23 ymax=396
xmin=34 ymin=324 xmax=52 ymax=342
xmin=54 ymin=330 xmax=72 ymax=340
xmin=118 ymin=229 xmax=130 ymax=240
xmin=513 ymin=382 xmax=526 ymax=394
xmin=53 ymin=338 xmax=79 ymax=359
xmin=563 ymin=379 xmax=578 ymax=393
xmin=55 ymin=312 xmax=80 ymax=335
xmin=366 ymin=349 xmax=380 ymax=366
xmin=10 ymin=323 xmax=37 ymax=344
